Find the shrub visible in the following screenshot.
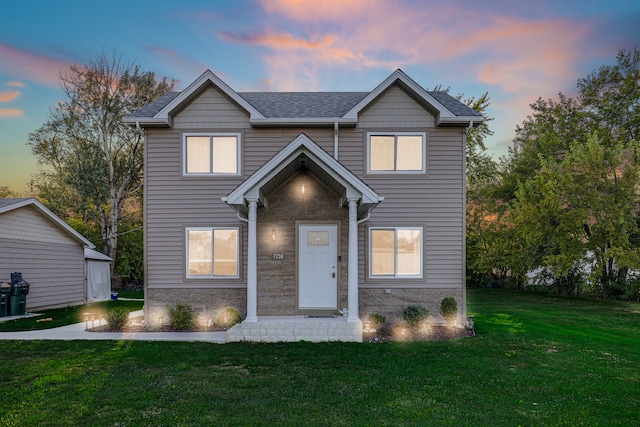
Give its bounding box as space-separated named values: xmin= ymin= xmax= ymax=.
xmin=378 ymin=321 xmax=394 ymax=338
xmin=368 ymin=313 xmax=387 ymax=328
xmin=215 ymin=307 xmax=242 ymax=329
xmin=167 ymin=304 xmax=196 ymax=330
xmin=106 ymin=307 xmax=129 ymax=331
xmin=403 ymin=305 xmax=429 ymax=328
xmin=440 ymin=297 xmax=458 ymax=323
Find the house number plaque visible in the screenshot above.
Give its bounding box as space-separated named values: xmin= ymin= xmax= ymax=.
xmin=272 ymin=253 xmax=284 ymax=260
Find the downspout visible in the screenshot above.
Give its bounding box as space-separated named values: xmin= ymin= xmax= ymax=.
xmin=462 ymin=120 xmax=473 ymax=326
xmin=221 ymin=197 xmax=249 ymax=223
xmin=357 ymin=212 xmax=371 ymax=225
xmin=334 ymin=121 xmax=339 ymax=160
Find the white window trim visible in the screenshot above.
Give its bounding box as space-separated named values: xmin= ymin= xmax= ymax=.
xmin=366 ymin=132 xmax=426 ymax=174
xmin=368 ymin=226 xmax=424 ymax=279
xmin=185 ymin=226 xmax=240 ymax=279
xmin=183 ymin=133 xmax=241 ymax=176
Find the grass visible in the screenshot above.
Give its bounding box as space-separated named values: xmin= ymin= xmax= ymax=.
xmin=0 ymin=299 xmax=143 ymax=332
xmin=0 ymin=289 xmax=638 ymax=426
xmin=115 ymin=288 xmax=144 ymax=299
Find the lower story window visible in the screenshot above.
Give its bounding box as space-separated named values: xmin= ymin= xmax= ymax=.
xmin=186 ymin=227 xmax=239 ymax=278
xmin=369 ymin=227 xmax=423 ymax=278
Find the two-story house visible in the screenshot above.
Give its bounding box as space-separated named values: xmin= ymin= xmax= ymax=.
xmin=125 ymin=69 xmax=484 ymax=342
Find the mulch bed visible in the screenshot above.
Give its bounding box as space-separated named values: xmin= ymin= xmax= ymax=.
xmin=90 ymin=316 xmax=475 ymax=341
xmin=364 ymin=325 xmax=475 ymax=342
xmin=88 ymin=316 xmax=228 ymax=333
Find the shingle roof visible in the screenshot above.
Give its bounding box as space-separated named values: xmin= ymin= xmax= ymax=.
xmin=429 ymin=91 xmax=483 ymax=117
xmin=128 ymin=90 xmax=480 ymax=119
xmin=238 ymin=92 xmax=370 ymax=118
xmin=0 ymin=198 xmax=31 ymax=210
xmin=127 ymin=91 xmax=181 ymax=118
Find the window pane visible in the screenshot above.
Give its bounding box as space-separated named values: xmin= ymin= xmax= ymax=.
xmin=188 ymin=230 xmax=212 ymax=275
xmin=212 ymin=136 xmax=238 ymax=173
xmin=370 ymin=136 xmax=395 ymax=171
xmin=213 ymin=229 xmax=238 ymax=276
xmin=371 ymin=229 xmax=395 ymax=275
xmin=307 ymin=231 xmax=329 ymax=246
xmin=397 ymin=229 xmax=421 ymax=275
xmin=396 ymin=136 xmax=423 ymax=171
xmin=186 ymin=137 xmax=211 ymax=173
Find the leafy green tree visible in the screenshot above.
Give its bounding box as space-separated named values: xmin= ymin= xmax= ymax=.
xmin=511 ymin=134 xmax=640 ymax=297
xmin=490 ymin=47 xmax=640 ymax=297
xmin=29 ymin=51 xmax=172 ymax=275
xmin=0 ymin=186 xmax=18 ymax=198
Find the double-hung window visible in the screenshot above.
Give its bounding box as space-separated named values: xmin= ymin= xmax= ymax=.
xmin=186 ymin=227 xmax=239 ymax=278
xmin=184 ymin=133 xmax=240 ymax=175
xmin=367 ymin=133 xmax=426 ymax=173
xmin=369 ymin=227 xmax=423 ymax=278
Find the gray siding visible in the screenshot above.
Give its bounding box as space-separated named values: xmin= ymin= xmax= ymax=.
xmin=145 ymin=82 xmax=465 ymax=301
xmin=173 ymin=87 xmax=251 ymax=129
xmin=0 ymin=206 xmax=85 ymax=309
xmin=0 ymin=206 xmax=77 ymax=245
xmin=358 ymin=85 xmax=435 ymax=128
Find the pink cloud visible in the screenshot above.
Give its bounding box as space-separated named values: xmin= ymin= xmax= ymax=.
xmin=0 ymin=108 xmax=24 ymax=117
xmin=0 ymin=91 xmax=20 ymax=102
xmin=147 ymin=46 xmax=209 ymax=88
xmin=0 ymin=44 xmax=74 ymax=87
xmin=219 ymin=31 xmax=333 ymax=49
xmin=250 ymin=0 xmax=592 ymax=129
xmin=7 ymin=81 xmax=26 ymax=87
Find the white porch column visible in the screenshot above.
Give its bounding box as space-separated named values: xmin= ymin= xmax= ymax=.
xmin=246 ymin=199 xmax=258 ymax=322
xmin=347 ymin=198 xmax=360 ymax=322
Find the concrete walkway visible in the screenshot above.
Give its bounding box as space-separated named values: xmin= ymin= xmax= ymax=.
xmin=0 ymin=310 xmax=227 ymax=343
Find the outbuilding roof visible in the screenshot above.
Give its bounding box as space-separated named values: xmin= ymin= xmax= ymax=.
xmin=0 ymin=198 xmax=95 ymax=248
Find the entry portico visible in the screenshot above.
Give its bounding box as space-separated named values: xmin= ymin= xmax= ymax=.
xmin=222 ymin=133 xmax=383 ymax=338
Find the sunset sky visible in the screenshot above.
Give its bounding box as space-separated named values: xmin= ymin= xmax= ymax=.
xmin=1 ymin=0 xmax=639 ymax=193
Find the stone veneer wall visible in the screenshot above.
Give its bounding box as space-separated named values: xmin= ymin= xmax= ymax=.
xmin=359 ymin=288 xmax=464 ymax=326
xmin=256 ymin=170 xmax=349 ymax=315
xmin=146 ymin=288 xmax=247 ymax=326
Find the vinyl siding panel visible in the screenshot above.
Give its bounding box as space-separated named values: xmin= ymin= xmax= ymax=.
xmin=0 ymin=206 xmax=77 ymax=245
xmin=0 ymin=239 xmax=85 ymax=309
xmin=358 ymin=85 xmax=435 ymax=128
xmin=173 ymin=87 xmax=251 ymax=129
xmin=145 ymin=87 xmax=465 ymax=293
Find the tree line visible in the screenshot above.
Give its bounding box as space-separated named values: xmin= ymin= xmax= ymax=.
xmin=5 ymin=48 xmax=639 ymax=298
xmin=468 ymin=47 xmax=640 ymax=300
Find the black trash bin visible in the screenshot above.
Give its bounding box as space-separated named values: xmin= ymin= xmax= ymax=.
xmin=9 ymin=272 xmax=29 ymax=316
xmin=0 ymin=282 xmax=10 ymax=317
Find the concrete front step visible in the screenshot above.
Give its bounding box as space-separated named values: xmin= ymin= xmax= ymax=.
xmin=226 ymin=316 xmax=363 ymax=343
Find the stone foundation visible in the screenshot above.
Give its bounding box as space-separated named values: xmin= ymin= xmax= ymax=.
xmin=359 ymin=288 xmax=464 ymax=326
xmin=146 ymin=288 xmax=247 ymax=327
xmin=226 ymin=316 xmax=362 ymax=343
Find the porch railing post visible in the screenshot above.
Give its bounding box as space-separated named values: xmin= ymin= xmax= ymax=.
xmin=347 ymin=198 xmax=359 ymax=322
xmin=246 ymin=198 xmax=258 ymax=322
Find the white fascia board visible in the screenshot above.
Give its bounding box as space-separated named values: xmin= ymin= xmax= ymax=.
xmin=1 ymin=198 xmax=95 ymax=248
xmin=437 ymin=115 xmax=486 ymax=126
xmin=343 ymin=69 xmax=454 ymax=120
xmin=154 ymin=70 xmax=264 ymax=122
xmin=122 ymin=116 xmax=169 ymax=126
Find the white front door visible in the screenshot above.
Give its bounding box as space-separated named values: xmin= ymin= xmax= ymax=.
xmin=298 ymin=224 xmax=338 ymax=310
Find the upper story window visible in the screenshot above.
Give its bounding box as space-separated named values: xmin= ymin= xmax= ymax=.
xmin=367 ymin=133 xmax=426 ymax=174
xmin=183 ymin=133 xmax=240 ymax=176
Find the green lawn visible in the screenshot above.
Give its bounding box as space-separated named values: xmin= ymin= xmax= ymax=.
xmin=0 ymin=289 xmax=638 ymax=426
xmin=0 ymin=299 xmax=144 ymax=332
